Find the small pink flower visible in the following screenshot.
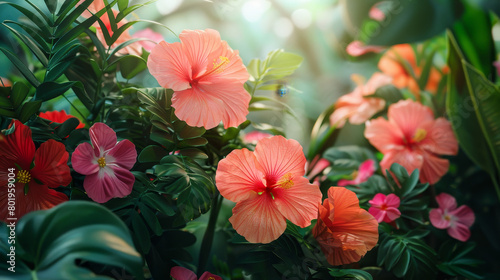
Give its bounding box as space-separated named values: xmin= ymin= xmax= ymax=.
xmin=243 ymin=131 xmax=272 ymax=145
xmin=132 ymin=28 xmax=163 ymax=52
xmin=346 ymin=41 xmax=385 ymax=57
xmin=337 ymin=159 xmax=375 ymax=187
xmin=170 ymin=266 xmax=222 ymax=280
xmin=368 ymin=193 xmax=401 ymax=223
xmin=330 ymin=73 xmax=392 ymax=128
xmin=429 ymin=193 xmax=475 ymax=242
xmin=72 ymin=123 xmax=137 ymax=203
xmin=369 ymin=6 xmax=385 ymax=21
xmin=306 ymin=155 xmax=330 ymax=181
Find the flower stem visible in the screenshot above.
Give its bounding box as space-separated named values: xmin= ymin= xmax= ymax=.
xmin=197 ymin=193 xmax=223 ymax=276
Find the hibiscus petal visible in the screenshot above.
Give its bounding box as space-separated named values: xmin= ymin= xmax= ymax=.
xmin=420 ymin=151 xmax=449 ymax=184
xmin=435 ymin=193 xmax=457 ymax=211
xmin=368 ymin=193 xmax=386 ymax=207
xmin=447 ymin=222 xmax=471 ymax=242
xmin=380 ymin=149 xmax=423 ymax=177
xmin=83 ymin=166 xmax=134 ymax=203
xmin=383 ymin=207 xmax=401 ymax=222
xmin=0 ymin=119 xmax=35 ymax=170
xmin=429 ymin=208 xmax=450 ymax=229
xmin=329 ymin=106 xmax=357 ymax=128
xmin=229 ymin=193 xmax=286 ymax=243
xmin=254 ymin=135 xmax=307 ymax=180
xmin=31 ymin=139 xmax=72 ymax=188
xmin=216 ymin=148 xmax=265 ymax=203
xmin=385 ymin=193 xmax=401 ymax=208
xmin=337 ymin=178 xmax=356 ymax=187
xmin=356 ymin=159 xmax=376 ymax=183
xmin=106 ymin=139 xmax=137 ymax=170
xmin=0 ymin=181 xmax=67 ymax=221
xmin=388 ymin=100 xmax=435 ymax=140
xmin=72 ymin=142 xmax=100 ymax=175
xmin=180 ymin=29 xmax=224 ymax=77
xmin=450 ymin=205 xmax=475 ymax=228
xmin=199 ymin=272 xmax=222 ymax=280
xmin=170 ymin=266 xmax=197 ymax=280
xmin=148 ymin=40 xmax=192 ymax=91
xmin=420 ymin=118 xmax=458 ymax=156
xmin=273 ymin=176 xmax=322 ymax=228
xmin=368 ymin=207 xmax=385 ymax=223
xmin=365 ymin=117 xmax=405 ymax=153
xmin=89 ymin=123 xmax=118 ymax=156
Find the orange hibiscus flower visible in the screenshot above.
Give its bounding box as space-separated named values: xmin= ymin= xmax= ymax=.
xmin=313 ymin=187 xmax=379 ymax=266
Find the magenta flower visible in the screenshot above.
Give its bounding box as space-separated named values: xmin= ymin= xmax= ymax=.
xmin=368 ymin=193 xmax=401 ymax=223
xmin=72 ymin=123 xmax=137 ymax=203
xmin=337 ymin=159 xmax=376 ymax=187
xmin=429 ymin=193 xmax=475 ymax=242
xmin=170 ymin=266 xmax=221 ymax=280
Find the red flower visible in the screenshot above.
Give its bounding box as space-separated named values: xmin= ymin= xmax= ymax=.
xmin=39 ymin=110 xmax=85 ymax=129
xmin=0 ymin=120 xmax=71 ymax=221
xmin=170 ymin=266 xmax=221 ymax=280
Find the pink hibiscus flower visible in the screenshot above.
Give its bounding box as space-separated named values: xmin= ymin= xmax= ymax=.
xmin=132 ymin=28 xmax=163 ymax=52
xmin=215 ymin=135 xmax=322 ymax=243
xmin=364 ymin=99 xmax=458 ymax=184
xmin=337 ymin=159 xmax=375 ymax=187
xmin=242 ymin=130 xmax=272 ymax=145
xmin=72 ymin=123 xmax=137 ymax=203
xmin=330 ymin=73 xmax=392 ymax=128
xmin=429 ymin=193 xmax=475 ymax=242
xmin=368 ymin=193 xmax=401 ymax=223
xmin=147 ymin=29 xmax=250 ymax=129
xmin=170 ymin=266 xmax=221 ymax=280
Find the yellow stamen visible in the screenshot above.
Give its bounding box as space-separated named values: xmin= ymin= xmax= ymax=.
xmin=208 ymin=277 xmax=215 ymax=280
xmin=97 ymin=157 xmax=106 ymax=168
xmin=276 ymin=172 xmax=294 ymax=189
xmin=211 ymin=56 xmax=230 ymax=74
xmin=351 ymin=170 xmax=359 ymax=180
xmin=444 ymin=215 xmax=451 ymax=221
xmin=412 ymin=128 xmax=427 ymax=143
xmin=17 ymin=170 xmax=31 ymax=184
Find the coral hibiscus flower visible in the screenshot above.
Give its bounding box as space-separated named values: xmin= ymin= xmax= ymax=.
xmin=0 ymin=120 xmax=71 ymax=221
xmin=313 ymin=187 xmax=379 ymax=266
xmin=0 ymin=76 xmax=11 ymax=87
xmin=170 ymin=266 xmax=221 ymax=280
xmin=72 ymin=123 xmax=137 ymax=203
xmin=378 ymin=44 xmax=447 ymax=96
xmin=330 ymin=73 xmax=391 ymax=128
xmin=39 ymin=110 xmax=85 ymax=129
xmin=147 ymin=29 xmax=250 ymax=129
xmin=216 ymin=135 xmax=322 ymax=243
xmin=364 ymin=100 xmax=458 ymax=184
xmin=133 ymin=28 xmax=163 ymax=52
xmin=429 ymin=193 xmax=475 ymax=242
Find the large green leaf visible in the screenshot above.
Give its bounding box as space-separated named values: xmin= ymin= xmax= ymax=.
xmin=446 ymin=32 xmax=496 ymax=176
xmin=351 ymin=0 xmax=463 ymax=45
xmin=463 ymin=62 xmax=500 ymax=177
xmin=0 ymin=201 xmax=143 ymax=279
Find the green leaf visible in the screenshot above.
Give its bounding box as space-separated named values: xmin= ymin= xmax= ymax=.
xmin=368 ymin=84 xmax=404 ymax=105
xmin=0 ymin=201 xmax=143 ymax=279
xmin=117 ymin=54 xmax=147 ymax=79
xmin=44 ymin=0 xmax=57 ymax=14
xmin=352 ymin=0 xmax=463 ymax=45
xmin=33 ymin=81 xmax=76 ymax=102
xmin=329 ymin=268 xmax=373 ymax=280
xmin=18 ymin=101 xmax=42 ymax=123
xmin=446 ymin=32 xmax=496 ymax=175
xmin=0 ymin=47 xmax=40 ymax=87
xmin=138 ymin=145 xmax=170 ymax=163
xmin=2 ymin=23 xmax=48 ymax=67
xmin=118 ymin=0 xmax=129 ymax=11
xmin=463 ymin=61 xmax=500 ymax=178
xmin=323 ymin=145 xmax=378 ymax=178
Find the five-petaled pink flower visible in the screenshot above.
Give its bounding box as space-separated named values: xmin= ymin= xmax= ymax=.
xmin=429 ymin=193 xmax=475 ymax=242
xmin=72 ymin=123 xmax=137 ymax=203
xmin=338 ymin=159 xmax=376 ymax=187
xmin=364 ymin=99 xmax=458 ymax=184
xmin=330 ymin=73 xmax=392 ymax=128
xmin=147 ymin=29 xmax=250 ymax=129
xmin=170 ymin=266 xmax=221 ymax=280
xmin=368 ymin=193 xmax=401 ymax=223
xmin=216 ymin=135 xmax=322 ymax=243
